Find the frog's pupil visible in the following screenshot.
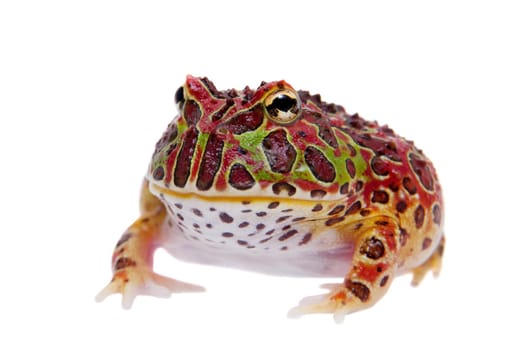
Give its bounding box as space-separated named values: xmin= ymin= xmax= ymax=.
xmin=175 ymin=86 xmax=185 ymax=104
xmin=268 ymin=95 xmax=296 ymax=113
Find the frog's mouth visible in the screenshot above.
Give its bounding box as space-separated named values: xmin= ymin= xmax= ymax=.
xmin=149 ymin=183 xmax=328 ymax=206
xmin=148 ymin=180 xmax=346 ymax=206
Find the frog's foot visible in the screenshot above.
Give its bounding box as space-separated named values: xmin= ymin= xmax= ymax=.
xmin=97 ymin=181 xmax=205 ymax=309
xmin=95 ymin=267 xmax=205 ymax=309
xmin=288 ymin=283 xmax=371 ymax=324
xmin=411 ymin=235 xmax=445 ymax=286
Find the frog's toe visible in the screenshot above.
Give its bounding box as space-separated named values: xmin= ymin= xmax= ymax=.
xmin=95 ymin=269 xmax=205 ymax=309
xmin=287 ymin=284 xmax=355 ymax=324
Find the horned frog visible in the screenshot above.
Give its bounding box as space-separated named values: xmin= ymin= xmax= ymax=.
xmin=96 ymin=76 xmax=444 ymax=323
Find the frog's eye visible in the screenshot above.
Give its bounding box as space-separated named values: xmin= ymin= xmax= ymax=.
xmin=175 ymin=86 xmax=185 ymax=110
xmin=264 ymin=89 xmax=301 ymax=124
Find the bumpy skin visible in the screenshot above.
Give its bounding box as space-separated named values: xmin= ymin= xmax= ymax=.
xmin=96 ymin=76 xmax=444 ymax=322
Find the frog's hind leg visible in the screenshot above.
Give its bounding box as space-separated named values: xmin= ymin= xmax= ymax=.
xmin=288 ymin=216 xmax=400 ymax=323
xmin=96 ymin=180 xmax=204 ymax=309
xmin=411 ymin=235 xmax=445 ymax=286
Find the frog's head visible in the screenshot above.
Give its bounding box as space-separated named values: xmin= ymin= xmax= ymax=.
xmin=148 ymin=75 xmax=358 ymax=201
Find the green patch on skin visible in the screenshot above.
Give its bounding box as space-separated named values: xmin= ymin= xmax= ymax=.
xmin=236 ymin=128 xmax=267 ymax=153
xmin=352 ymin=152 xmax=369 ymax=177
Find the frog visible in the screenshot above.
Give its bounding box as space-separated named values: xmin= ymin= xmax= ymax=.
xmin=96 ymin=75 xmax=444 ymax=322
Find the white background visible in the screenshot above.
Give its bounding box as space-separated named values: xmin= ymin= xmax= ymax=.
xmin=1 ymin=0 xmax=524 ymax=348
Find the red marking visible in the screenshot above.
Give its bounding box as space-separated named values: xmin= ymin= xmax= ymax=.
xmin=355 ymin=262 xmax=389 ymax=283
xmin=381 ymin=229 xmax=397 ymax=251
xmin=330 ymin=290 xmax=347 ymax=302
xmin=293 ymin=179 xmax=339 ymax=193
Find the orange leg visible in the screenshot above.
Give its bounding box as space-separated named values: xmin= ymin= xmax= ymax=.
xmin=95 ymin=180 xmax=204 ymax=308
xmin=289 ymin=216 xmax=399 ymax=323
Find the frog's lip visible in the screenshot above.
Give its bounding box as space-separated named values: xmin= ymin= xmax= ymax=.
xmin=149 ymin=183 xmax=340 ymax=204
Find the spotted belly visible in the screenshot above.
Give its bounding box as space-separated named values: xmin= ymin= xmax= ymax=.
xmin=158 ymin=191 xmax=333 ymax=251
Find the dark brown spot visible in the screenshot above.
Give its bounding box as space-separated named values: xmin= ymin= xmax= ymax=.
xmin=265 ymin=229 xmax=275 ymax=236
xmin=259 ymin=237 xmax=272 ymax=243
xmin=206 ymin=223 xmax=212 ymax=228
xmin=237 ymin=240 xmax=248 ymax=246
xmin=192 ymin=208 xmax=203 ymax=217
xmin=396 ymin=201 xmax=407 ymax=213
xmin=432 ymin=204 xmax=442 ymax=225
xmin=389 ymin=182 xmax=399 ymax=192
xmin=292 ymin=217 xmax=306 ymax=222
xmin=174 ymin=128 xmax=198 ymax=188
xmin=152 ymin=166 xmax=165 ymax=180
xmin=183 ymin=100 xmax=201 ymax=126
xmin=359 ymin=237 xmax=385 ymax=260
xmin=193 ymin=223 xmax=200 ymax=228
xmin=223 ymin=106 xmax=264 ymax=134
xmin=344 ymin=280 xmax=370 ymax=302
xmin=402 ymin=176 xmax=418 ymax=195
xmin=209 ymin=207 xmax=216 ymax=211
xmin=360 ymin=209 xmax=371 ymax=217
xmin=422 ymin=237 xmax=432 ymax=250
xmin=272 ymin=182 xmax=296 ymax=196
xmin=379 ymin=275 xmax=389 ymax=287
xmin=371 ymin=190 xmax=389 ymax=204
xmin=355 ymin=180 xmax=363 ymax=192
xmin=242 ymin=201 xmax=250 ymax=205
xmin=375 ymin=220 xmax=389 ymax=226
xmin=256 ymin=223 xmax=265 ymax=230
xmin=409 ymin=153 xmax=435 ymax=191
xmin=371 ymin=156 xmax=390 ymax=176
xmin=340 ymin=183 xmax=349 ymax=194
xmin=114 ymin=257 xmax=136 ymax=270
xmin=399 ymin=228 xmax=409 ymax=246
xmin=304 ymin=146 xmax=336 ymax=182
xmin=349 ymin=132 xmax=401 ymax=161
xmin=238 ymin=221 xmax=249 ymax=228
xmin=299 ymin=233 xmax=312 ymax=245
xmin=414 ymin=205 xmax=425 ymax=229
xmin=263 ymin=129 xmax=296 ymax=173
xmin=256 ymin=211 xmax=267 ymax=217
xmin=196 ymin=133 xmax=224 ymax=191
xmin=310 ymin=189 xmax=327 ymax=199
xmin=278 ymin=229 xmax=298 ymax=241
xmin=325 ymin=216 xmax=345 ymax=226
xmin=276 ymin=215 xmax=291 ymax=223
xmin=229 ymin=163 xmax=255 ymax=190
xmin=346 ymin=159 xmax=356 ymax=178
xmin=174 ymin=203 xmax=183 ymax=209
xmin=280 ymin=246 xmax=288 ymax=251
xmin=268 ymin=201 xmax=280 ymax=209
xmin=282 ymin=225 xmax=291 ymax=231
xmin=281 ymin=208 xmax=293 ymax=213
xmin=312 ymin=203 xmax=323 ymax=212
xmin=345 ymin=201 xmax=362 ymax=215
xmin=116 ymin=233 xmax=132 ymax=248
xmin=176 ymin=213 xmax=184 ymax=221
xmin=328 ymin=205 xmax=345 ymax=216
xmin=219 ymin=212 xmax=234 ymax=223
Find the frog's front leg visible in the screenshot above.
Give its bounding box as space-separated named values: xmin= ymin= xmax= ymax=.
xmin=96 ymin=180 xmax=204 ymax=309
xmin=289 ymin=216 xmax=400 ymax=323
